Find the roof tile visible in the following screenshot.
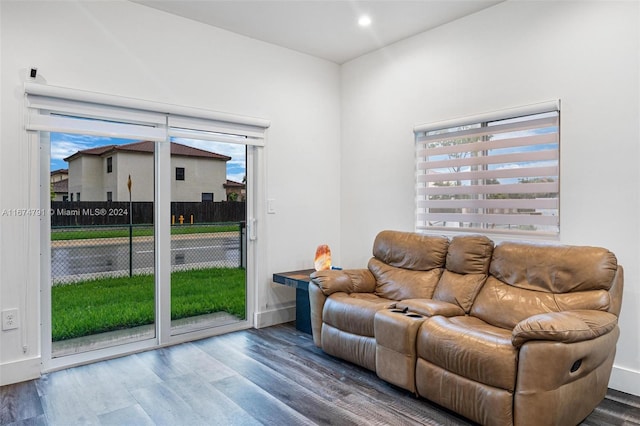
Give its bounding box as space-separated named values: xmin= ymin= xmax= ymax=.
xmin=65 ymin=141 xmax=231 ymax=161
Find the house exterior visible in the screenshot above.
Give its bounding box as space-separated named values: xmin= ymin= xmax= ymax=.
xmin=64 ymin=141 xmax=231 ymax=202
xmin=50 ymin=169 xmax=69 ymax=201
xmin=50 ymin=168 xmax=68 ymax=183
xmin=224 ymin=179 xmax=246 ymax=201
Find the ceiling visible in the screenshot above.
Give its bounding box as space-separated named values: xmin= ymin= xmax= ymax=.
xmin=132 ymin=1 xmax=504 ymax=64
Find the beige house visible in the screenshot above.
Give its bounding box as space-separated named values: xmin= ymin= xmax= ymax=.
xmin=64 ymin=141 xmax=231 ymax=202
xmin=224 ymin=179 xmax=246 ymax=201
xmin=50 ymin=168 xmax=68 ymax=183
xmin=50 ymin=169 xmax=69 ymax=201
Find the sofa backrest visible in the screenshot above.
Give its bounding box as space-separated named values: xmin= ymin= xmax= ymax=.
xmin=372 ymin=230 xmax=449 ymax=270
xmin=370 ymin=230 xmax=448 ymax=300
xmin=432 ymin=235 xmax=494 ymax=313
xmin=470 ymin=241 xmax=621 ymax=329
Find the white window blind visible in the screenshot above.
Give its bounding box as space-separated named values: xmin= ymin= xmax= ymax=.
xmin=168 ymin=116 xmax=265 ymax=146
xmin=25 ymin=84 xmax=167 ymax=141
xmin=414 ymin=101 xmax=560 ymax=236
xmin=24 ymin=82 xmax=270 ymax=142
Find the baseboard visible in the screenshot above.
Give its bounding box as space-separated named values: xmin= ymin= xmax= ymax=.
xmin=0 ymin=356 xmax=41 ymax=386
xmin=254 ymin=305 xmax=295 ymax=329
xmin=609 ymin=364 xmax=640 ymax=396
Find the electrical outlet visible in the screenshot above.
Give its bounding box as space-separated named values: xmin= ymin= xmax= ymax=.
xmin=2 ymin=309 xmax=19 ymax=330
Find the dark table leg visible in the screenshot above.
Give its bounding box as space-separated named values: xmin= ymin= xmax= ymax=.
xmin=296 ymin=288 xmax=312 ymax=334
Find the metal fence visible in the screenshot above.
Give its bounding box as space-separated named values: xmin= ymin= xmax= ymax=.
xmin=51 ymin=222 xmax=245 ymax=285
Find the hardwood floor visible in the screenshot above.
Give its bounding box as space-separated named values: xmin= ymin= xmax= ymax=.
xmin=2 ymin=322 xmax=640 ymax=425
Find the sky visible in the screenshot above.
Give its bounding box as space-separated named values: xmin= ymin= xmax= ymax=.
xmin=50 ymin=133 xmax=246 ymax=184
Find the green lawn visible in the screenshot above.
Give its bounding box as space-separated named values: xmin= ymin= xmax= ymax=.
xmin=51 ymin=223 xmax=240 ymax=241
xmin=51 ymin=267 xmax=245 ymax=341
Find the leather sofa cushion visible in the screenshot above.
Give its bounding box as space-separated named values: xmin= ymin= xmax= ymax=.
xmin=322 ymin=292 xmax=395 ymax=337
xmin=490 ymin=242 xmax=618 ymax=293
xmin=373 ymin=230 xmax=448 ymax=271
xmin=446 ymin=235 xmax=494 ymax=274
xmin=369 ymin=258 xmax=443 ymax=300
xmin=433 ymin=270 xmax=486 ymax=313
xmin=471 ymin=277 xmax=612 ymax=330
xmin=395 ymin=298 xmax=465 ymax=317
xmin=418 ymin=315 xmax=518 ymax=391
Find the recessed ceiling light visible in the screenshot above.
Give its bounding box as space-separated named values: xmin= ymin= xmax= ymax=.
xmin=358 ymin=15 xmax=372 ymax=27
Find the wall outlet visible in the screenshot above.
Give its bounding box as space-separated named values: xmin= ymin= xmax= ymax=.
xmin=2 ymin=309 xmax=19 ymax=330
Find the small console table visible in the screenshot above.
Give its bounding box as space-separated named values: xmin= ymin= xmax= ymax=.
xmin=272 ymin=269 xmax=315 ymax=334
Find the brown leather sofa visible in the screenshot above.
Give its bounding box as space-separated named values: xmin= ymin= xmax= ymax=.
xmin=309 ymin=230 xmax=624 ymax=426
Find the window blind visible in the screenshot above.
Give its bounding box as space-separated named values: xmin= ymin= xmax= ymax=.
xmin=24 ymin=82 xmax=270 ymax=142
xmin=414 ymin=102 xmax=560 ymax=236
xmin=168 ymin=116 xmax=265 ymax=146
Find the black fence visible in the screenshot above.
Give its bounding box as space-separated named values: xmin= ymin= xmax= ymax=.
xmin=50 ymin=201 xmax=245 ymax=227
xmin=51 ymin=222 xmax=246 ymax=285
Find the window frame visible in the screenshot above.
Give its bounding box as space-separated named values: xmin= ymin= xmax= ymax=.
xmin=414 ymin=101 xmax=560 ymax=238
xmin=175 ymin=167 xmax=185 ymax=181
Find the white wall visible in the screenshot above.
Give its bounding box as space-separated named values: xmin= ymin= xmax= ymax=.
xmin=341 ymin=1 xmax=639 ymax=395
xmin=0 ymin=0 xmax=341 ymax=384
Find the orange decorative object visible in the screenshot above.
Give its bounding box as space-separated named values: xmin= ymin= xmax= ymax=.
xmin=314 ymin=244 xmax=332 ymax=271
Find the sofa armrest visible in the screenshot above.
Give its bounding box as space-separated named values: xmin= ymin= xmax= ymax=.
xmin=308 ymin=283 xmax=326 ymax=347
xmin=395 ymin=298 xmax=465 ymax=317
xmin=514 ymin=328 xmax=619 ymax=425
xmin=512 ymin=310 xmax=618 ymax=348
xmin=310 ymin=269 xmax=376 ymax=296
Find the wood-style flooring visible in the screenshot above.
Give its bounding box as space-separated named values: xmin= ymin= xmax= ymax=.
xmin=1 ymin=322 xmax=640 ymax=425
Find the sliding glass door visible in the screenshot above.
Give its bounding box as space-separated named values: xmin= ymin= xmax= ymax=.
xmin=168 ymin=138 xmax=247 ymax=335
xmin=30 ymin=84 xmax=266 ymax=370
xmin=48 ymin=133 xmax=156 ymax=357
